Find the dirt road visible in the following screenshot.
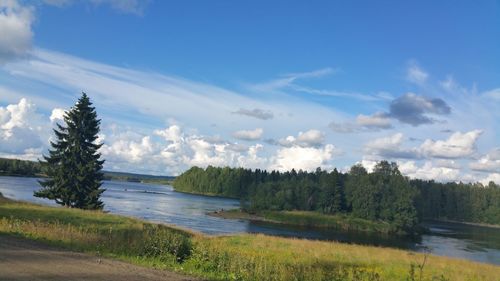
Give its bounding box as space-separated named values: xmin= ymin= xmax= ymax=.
xmin=0 ymin=235 xmax=200 ymax=281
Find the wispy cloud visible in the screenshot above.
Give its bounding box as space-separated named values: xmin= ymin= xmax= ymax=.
xmin=247 ymin=67 xmax=381 ymax=102
xmin=43 ymin=0 xmax=151 ymax=15
xmin=406 ymin=60 xmax=428 ymax=85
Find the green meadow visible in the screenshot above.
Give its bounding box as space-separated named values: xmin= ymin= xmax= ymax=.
xmin=1 ymin=193 xmax=498 ymax=281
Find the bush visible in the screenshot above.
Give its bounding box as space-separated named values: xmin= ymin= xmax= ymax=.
xmin=141 ymin=224 xmax=192 ymax=262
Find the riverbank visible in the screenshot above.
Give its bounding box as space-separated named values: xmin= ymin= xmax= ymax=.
xmin=429 ymin=218 xmax=500 ymax=230
xmin=209 ymin=209 xmax=399 ymax=234
xmin=1 ymin=194 xmax=499 ymax=281
xmin=174 ymin=188 xmax=240 ymax=199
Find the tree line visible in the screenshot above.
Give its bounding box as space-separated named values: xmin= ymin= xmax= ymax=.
xmin=173 ymin=163 xmax=500 ymax=232
xmin=0 ymin=158 xmax=43 ymax=176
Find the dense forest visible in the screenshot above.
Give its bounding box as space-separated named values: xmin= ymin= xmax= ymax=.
xmin=414 ymin=179 xmax=500 ymax=225
xmin=173 ymin=162 xmax=500 ymax=231
xmin=0 ymin=158 xmax=43 ymax=176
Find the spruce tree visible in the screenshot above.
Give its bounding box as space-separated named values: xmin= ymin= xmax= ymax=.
xmin=35 ymin=93 xmax=105 ymax=210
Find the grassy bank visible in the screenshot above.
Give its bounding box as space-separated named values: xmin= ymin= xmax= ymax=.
xmin=210 ymin=209 xmax=396 ymax=234
xmin=0 ymin=194 xmax=498 ymax=281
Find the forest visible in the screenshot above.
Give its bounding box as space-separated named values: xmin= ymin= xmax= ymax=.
xmin=0 ymin=158 xmax=43 ymax=177
xmin=173 ymin=162 xmax=500 ymax=231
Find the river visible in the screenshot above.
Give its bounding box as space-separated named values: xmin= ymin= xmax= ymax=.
xmin=0 ymin=176 xmax=499 ymax=266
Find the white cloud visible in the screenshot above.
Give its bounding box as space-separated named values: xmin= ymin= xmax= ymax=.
xmin=154 ymin=125 xmax=183 ymax=142
xmin=0 ymin=0 xmax=34 ymax=63
xmin=49 ymin=108 xmax=65 ymax=123
xmin=269 ymin=144 xmax=337 ymax=172
xmin=232 ymin=128 xmax=263 ymax=141
xmin=296 ymin=129 xmax=325 ymax=146
xmin=480 ymin=173 xmax=500 ymax=185
xmin=276 ymin=129 xmax=325 ymax=148
xmin=420 ymin=130 xmax=482 ymax=159
xmin=99 ymin=124 xmax=270 ymax=175
xmin=399 ymin=161 xmax=462 ymax=183
xmin=406 ymin=61 xmax=428 ymax=85
xmin=0 ymin=98 xmax=48 ymax=155
xmin=364 ymin=133 xmax=418 ymax=159
xmin=364 ymin=130 xmax=484 ymax=161
xmin=469 ymin=148 xmax=500 ymax=173
xmin=101 ymin=135 xmax=156 ymax=163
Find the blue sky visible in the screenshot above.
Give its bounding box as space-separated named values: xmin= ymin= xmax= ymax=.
xmin=0 ymin=0 xmax=499 ymax=183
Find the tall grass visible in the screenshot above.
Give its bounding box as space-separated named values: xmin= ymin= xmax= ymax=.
xmin=261 ymin=210 xmax=395 ymax=233
xmin=0 ymin=195 xmax=499 ymax=281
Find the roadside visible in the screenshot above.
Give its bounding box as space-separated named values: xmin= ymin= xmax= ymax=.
xmin=0 ymin=235 xmax=200 ymax=281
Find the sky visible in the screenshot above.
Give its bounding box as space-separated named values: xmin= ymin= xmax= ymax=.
xmin=0 ymin=0 xmax=499 ymax=183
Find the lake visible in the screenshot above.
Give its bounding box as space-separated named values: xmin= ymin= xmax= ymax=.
xmin=0 ymin=176 xmax=499 ymax=266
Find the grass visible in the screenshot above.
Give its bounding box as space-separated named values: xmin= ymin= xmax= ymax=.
xmin=210 ymin=209 xmax=395 ymax=234
xmin=0 ymin=193 xmax=499 ymax=281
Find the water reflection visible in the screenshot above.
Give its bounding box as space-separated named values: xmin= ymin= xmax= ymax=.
xmin=0 ymin=176 xmax=499 ymax=265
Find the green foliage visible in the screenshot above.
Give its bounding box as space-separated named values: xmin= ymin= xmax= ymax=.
xmin=175 ymin=161 xmax=500 ymax=230
xmin=174 ymin=161 xmax=419 ymax=233
xmin=414 ymin=179 xmax=500 ymax=225
xmin=34 ymin=93 xmax=105 ymax=210
xmin=141 ymin=224 xmax=192 ymax=262
xmin=0 ymin=158 xmax=43 ymax=176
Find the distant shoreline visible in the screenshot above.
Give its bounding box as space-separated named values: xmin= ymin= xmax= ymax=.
xmin=429 ymin=219 xmax=500 ymax=230
xmin=173 ymin=189 xmax=239 ymax=200
xmin=0 ymin=174 xmax=171 ymax=186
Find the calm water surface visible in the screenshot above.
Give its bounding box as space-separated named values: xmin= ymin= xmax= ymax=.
xmin=0 ymin=176 xmax=499 ymax=266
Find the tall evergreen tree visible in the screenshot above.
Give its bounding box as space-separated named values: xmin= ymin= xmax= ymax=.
xmin=35 ymin=93 xmax=105 ymax=210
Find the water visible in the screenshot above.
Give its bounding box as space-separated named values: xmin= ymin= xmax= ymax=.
xmin=0 ymin=176 xmax=499 ymax=266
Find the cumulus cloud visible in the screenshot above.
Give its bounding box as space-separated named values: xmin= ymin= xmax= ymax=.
xmin=420 ymin=130 xmax=482 ymax=159
xmin=232 ymin=128 xmax=263 ymax=141
xmin=99 ymin=124 xmax=271 ymax=175
xmin=389 ymin=93 xmax=451 ymax=126
xmin=470 ymin=148 xmax=500 ymax=173
xmin=269 ymin=144 xmax=337 ymax=172
xmin=269 ymin=129 xmax=326 ymax=148
xmin=399 ymin=161 xmax=462 ymax=182
xmin=364 ymin=133 xmax=418 ymax=159
xmin=356 ymin=112 xmax=392 ymax=129
xmin=0 ymin=98 xmax=48 ymax=155
xmin=364 ymin=130 xmax=483 ymax=161
xmin=232 ymin=108 xmax=274 ymax=120
xmin=0 ymin=0 xmax=34 ymax=63
xmin=99 ymin=124 xmax=342 ymax=174
xmin=480 ymin=173 xmax=500 ymax=185
xmin=49 ymin=108 xmax=66 ymax=123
